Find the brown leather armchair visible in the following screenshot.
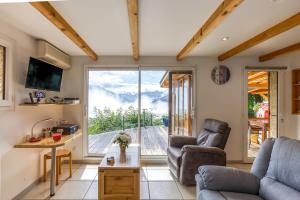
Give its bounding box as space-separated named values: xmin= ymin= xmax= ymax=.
xmin=167 ymin=119 xmax=231 ymax=185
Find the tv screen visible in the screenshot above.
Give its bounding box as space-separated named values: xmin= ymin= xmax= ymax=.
xmin=25 ymin=57 xmax=63 ymax=92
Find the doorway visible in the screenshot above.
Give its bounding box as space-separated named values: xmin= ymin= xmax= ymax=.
xmin=244 ymin=69 xmax=283 ymax=161
xmin=85 ymin=67 xmax=196 ymax=158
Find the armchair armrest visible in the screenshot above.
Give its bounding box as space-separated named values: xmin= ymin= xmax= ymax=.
xmin=179 ymin=146 xmax=226 ymax=185
xmin=169 ymin=136 xmax=197 ymax=148
xmin=197 ymin=165 xmax=260 ymax=195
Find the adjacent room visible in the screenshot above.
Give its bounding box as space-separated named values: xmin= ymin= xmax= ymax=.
xmin=0 ymin=0 xmax=300 ymax=200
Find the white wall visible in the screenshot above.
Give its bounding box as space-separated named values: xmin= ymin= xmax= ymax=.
xmin=62 ymin=55 xmax=300 ymax=162
xmin=0 ymin=21 xmax=64 ymax=200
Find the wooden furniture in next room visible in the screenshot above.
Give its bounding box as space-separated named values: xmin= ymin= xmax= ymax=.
xmin=98 ymin=144 xmax=140 ymax=200
xmin=15 ymin=131 xmax=82 ymax=196
xmin=292 ymin=68 xmax=300 ymax=114
xmin=44 ymin=149 xmax=72 ymax=185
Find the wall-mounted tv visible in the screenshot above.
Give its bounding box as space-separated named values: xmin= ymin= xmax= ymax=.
xmin=25 ymin=57 xmax=63 ymax=92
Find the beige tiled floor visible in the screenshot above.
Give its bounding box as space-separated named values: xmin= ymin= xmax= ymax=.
xmin=22 ymin=163 xmax=251 ymax=200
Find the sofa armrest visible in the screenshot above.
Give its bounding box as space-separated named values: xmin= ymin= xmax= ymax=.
xmin=197 ymin=165 xmax=260 ymax=195
xmin=169 ymin=136 xmax=197 ymax=148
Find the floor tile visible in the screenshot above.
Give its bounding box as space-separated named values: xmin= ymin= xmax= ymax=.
xmin=61 ymin=163 xmax=81 ymax=169
xmin=140 ymin=181 xmax=150 ymax=200
xmin=149 ymin=181 xmax=182 ymax=199
xmin=22 ymin=181 xmax=58 ymax=200
xmin=140 ymin=168 xmax=147 ymax=181
xmin=79 ymin=164 xmax=99 ymax=169
xmin=176 ymin=182 xmax=196 ymax=200
xmin=51 ymin=181 xmax=92 ymax=199
xmin=83 ymin=181 xmax=98 ymax=199
xmin=146 ymin=169 xmax=175 ymax=181
xmin=58 ymin=168 xmax=78 ymax=181
xmin=144 ymin=165 xmax=169 ymax=170
xmin=69 ymin=168 xmax=98 ymax=181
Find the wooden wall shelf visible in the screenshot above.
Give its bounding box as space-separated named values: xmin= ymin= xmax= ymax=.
xmin=292 ymin=68 xmax=300 ymax=114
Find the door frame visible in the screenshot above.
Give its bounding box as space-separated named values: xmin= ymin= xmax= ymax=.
xmin=242 ymin=67 xmax=286 ymax=163
xmin=83 ymin=65 xmax=197 ymax=159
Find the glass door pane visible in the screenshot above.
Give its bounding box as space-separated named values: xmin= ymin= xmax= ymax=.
xmin=169 ymin=72 xmax=193 ymax=136
xmin=247 ymin=71 xmax=278 ymax=158
xmin=87 ymin=69 xmax=139 ymax=155
xmin=140 ymin=70 xmax=169 ymax=156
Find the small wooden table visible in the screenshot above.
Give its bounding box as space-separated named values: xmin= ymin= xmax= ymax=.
xmin=99 ymin=144 xmax=140 ymax=200
xmin=15 ymin=131 xmax=82 ymax=196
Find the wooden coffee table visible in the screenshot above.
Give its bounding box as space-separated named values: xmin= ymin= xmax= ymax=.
xmin=98 ymin=144 xmax=140 ymax=200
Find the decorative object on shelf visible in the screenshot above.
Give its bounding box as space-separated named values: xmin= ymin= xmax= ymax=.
xmin=30 ymin=118 xmax=53 ymax=142
xmin=52 ymin=133 xmax=62 ymax=142
xmin=34 ymin=91 xmax=46 ymax=103
xmin=211 ymin=65 xmax=231 ymax=85
xmin=113 ymin=132 xmax=131 ymax=162
xmin=106 ymin=156 xmax=115 ymax=166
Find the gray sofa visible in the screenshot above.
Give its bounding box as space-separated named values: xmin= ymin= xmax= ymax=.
xmin=196 ymin=137 xmax=300 ymax=200
xmin=167 ymin=118 xmax=231 ymax=185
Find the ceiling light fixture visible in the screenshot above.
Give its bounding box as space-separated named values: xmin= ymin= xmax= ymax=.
xmin=221 ymin=37 xmax=230 ymax=41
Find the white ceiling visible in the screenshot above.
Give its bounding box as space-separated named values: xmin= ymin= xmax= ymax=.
xmin=0 ymin=0 xmax=299 ymax=58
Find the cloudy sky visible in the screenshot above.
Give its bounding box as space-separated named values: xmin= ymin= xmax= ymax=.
xmin=88 ymin=70 xmax=168 ymax=117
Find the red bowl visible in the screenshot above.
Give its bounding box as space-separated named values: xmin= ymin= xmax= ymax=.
xmin=52 ymin=133 xmax=62 ymax=142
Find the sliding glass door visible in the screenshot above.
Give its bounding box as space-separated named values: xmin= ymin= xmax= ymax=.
xmin=140 ymin=70 xmax=169 ymax=156
xmin=87 ymin=69 xmax=139 ymax=156
xmin=86 ymin=67 xmax=195 ymax=157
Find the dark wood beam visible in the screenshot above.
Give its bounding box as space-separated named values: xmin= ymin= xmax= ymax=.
xmin=31 ymin=2 xmax=98 ymax=60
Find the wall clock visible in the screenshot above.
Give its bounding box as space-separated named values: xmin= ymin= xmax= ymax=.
xmin=211 ymin=65 xmax=230 ymax=85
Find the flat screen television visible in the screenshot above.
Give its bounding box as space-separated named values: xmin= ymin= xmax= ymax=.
xmin=25 ymin=57 xmax=63 ymax=92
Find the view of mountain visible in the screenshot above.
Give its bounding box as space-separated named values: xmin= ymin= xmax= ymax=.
xmin=88 ymin=71 xmax=169 ymax=117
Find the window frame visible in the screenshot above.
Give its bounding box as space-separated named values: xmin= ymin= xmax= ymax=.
xmin=0 ymin=36 xmax=14 ymax=108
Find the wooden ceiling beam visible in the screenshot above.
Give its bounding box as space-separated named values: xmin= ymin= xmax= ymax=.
xmin=248 ymin=72 xmax=267 ymax=80
xmin=30 ymin=2 xmax=97 ymax=61
xmin=127 ymin=0 xmax=139 ymax=60
xmin=259 ymin=42 xmax=300 ymax=62
xmin=248 ymin=73 xmax=268 ymax=83
xmin=248 ymin=82 xmax=268 ymax=88
xmin=248 ymin=88 xmax=268 ymax=94
xmin=176 ymin=0 xmax=243 ymax=61
xmin=218 ymin=12 xmax=300 ymax=61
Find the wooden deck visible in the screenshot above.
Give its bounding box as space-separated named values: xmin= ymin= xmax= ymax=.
xmin=88 ymin=126 xmax=168 ymax=156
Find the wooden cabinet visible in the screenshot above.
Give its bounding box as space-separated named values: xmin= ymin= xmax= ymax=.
xmin=292 ymin=69 xmax=300 ymax=114
xmin=99 ymin=169 xmax=139 ymax=200
xmin=98 ymin=145 xmax=140 ymax=200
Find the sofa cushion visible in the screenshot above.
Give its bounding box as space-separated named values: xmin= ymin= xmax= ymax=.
xmin=167 ymin=146 xmax=182 ymax=167
xmin=251 ymin=138 xmax=275 ymax=179
xmin=220 ymin=192 xmax=264 ymax=200
xmin=198 ymin=166 xmax=259 ymax=195
xmin=203 ymin=118 xmax=229 ymax=134
xmin=266 ymin=137 xmax=300 ymax=191
xmin=198 ymin=190 xmax=225 ymax=200
xmin=198 ymin=190 xmax=263 ymax=200
xmin=259 ymin=177 xmax=300 ymax=200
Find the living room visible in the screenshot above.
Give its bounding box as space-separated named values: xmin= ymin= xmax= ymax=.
xmin=0 ymin=0 xmax=300 ymax=200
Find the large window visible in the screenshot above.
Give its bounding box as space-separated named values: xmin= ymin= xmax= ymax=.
xmin=85 ymin=68 xmax=195 ymax=157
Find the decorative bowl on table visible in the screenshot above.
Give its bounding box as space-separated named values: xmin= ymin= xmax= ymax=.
xmin=52 ymin=133 xmax=62 ymax=142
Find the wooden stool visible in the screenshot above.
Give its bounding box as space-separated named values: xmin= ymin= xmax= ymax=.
xmin=44 ymin=149 xmax=72 ymax=185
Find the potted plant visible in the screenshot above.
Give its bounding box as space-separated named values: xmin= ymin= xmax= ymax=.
xmin=113 ymin=131 xmax=131 ymax=153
